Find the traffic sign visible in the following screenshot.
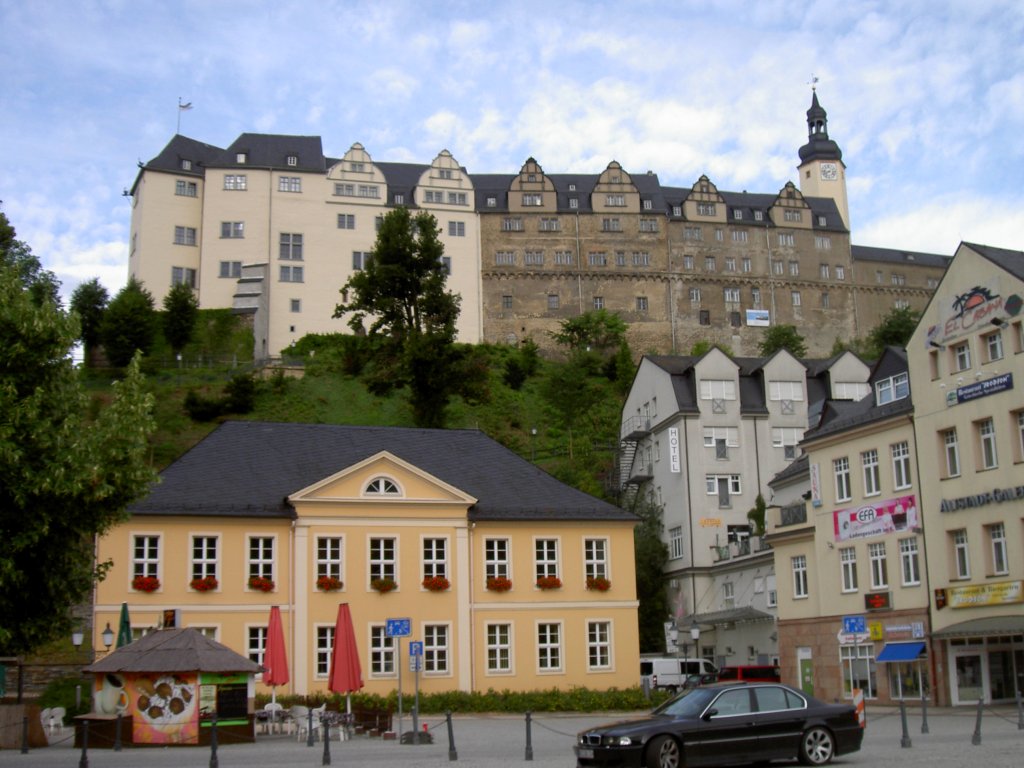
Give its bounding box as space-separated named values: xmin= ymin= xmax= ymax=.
xmin=409 ymin=641 xmax=423 ymax=657
xmin=386 ymin=618 xmax=412 ymax=637
xmin=409 ymin=656 xmax=422 ymax=672
xmin=842 ymin=615 xmax=866 ymax=634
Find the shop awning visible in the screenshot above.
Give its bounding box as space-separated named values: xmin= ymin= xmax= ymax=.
xmin=930 ymin=615 xmax=1024 ymax=638
xmin=876 ymin=642 xmax=926 ymax=662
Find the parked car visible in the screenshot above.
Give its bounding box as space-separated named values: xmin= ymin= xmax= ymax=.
xmin=716 ymin=664 xmax=781 ymax=683
xmin=681 ymin=672 xmax=718 ymax=689
xmin=640 ymin=657 xmax=718 ymax=692
xmin=575 ymin=682 xmax=863 ymax=767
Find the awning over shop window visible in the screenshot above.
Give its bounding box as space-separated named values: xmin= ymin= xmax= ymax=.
xmin=876 ymin=642 xmax=926 ymax=662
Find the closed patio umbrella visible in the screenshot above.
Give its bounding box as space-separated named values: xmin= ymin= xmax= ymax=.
xmin=263 ymin=606 xmax=290 ymax=713
xmin=116 ymin=602 xmax=132 ymax=648
xmin=327 ymin=603 xmax=363 ymax=715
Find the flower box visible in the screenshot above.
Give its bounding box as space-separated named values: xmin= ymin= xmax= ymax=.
xmin=586 ymin=576 xmax=611 ymax=592
xmin=536 ymin=575 xmax=562 ymax=590
xmin=371 ymin=577 xmax=397 ymax=593
xmin=248 ymin=575 xmax=275 ymax=592
xmin=422 ymin=576 xmax=450 ymax=592
xmin=486 ymin=576 xmax=512 ymax=592
xmin=190 ymin=575 xmax=219 ymax=592
xmin=132 ymin=575 xmax=160 ymax=593
xmin=316 ymin=575 xmax=343 ymax=592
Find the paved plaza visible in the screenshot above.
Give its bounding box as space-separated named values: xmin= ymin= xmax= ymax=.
xmin=3 ymin=705 xmax=1022 ymax=767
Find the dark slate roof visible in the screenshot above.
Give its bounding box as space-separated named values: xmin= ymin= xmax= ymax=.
xmin=768 ymin=454 xmax=809 ymax=487
xmin=964 ymin=242 xmax=1024 ymax=281
xmin=870 ymin=346 xmax=908 ymax=386
xmin=377 ymin=161 xmax=431 ymax=208
xmin=133 ymin=135 xmax=224 ymax=193
xmin=209 ymin=134 xmax=327 ymax=172
xmin=130 ymin=422 xmax=632 ymax=523
xmin=692 ymin=606 xmax=774 ymax=625
xmin=84 ymin=628 xmax=260 ymax=674
xmin=803 ymin=393 xmax=912 ymax=443
xmin=851 ymin=244 xmax=950 ymax=268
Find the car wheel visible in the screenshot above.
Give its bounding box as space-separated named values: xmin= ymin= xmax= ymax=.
xmin=644 ymin=735 xmax=682 ymax=768
xmin=798 ymin=726 xmax=835 ymax=765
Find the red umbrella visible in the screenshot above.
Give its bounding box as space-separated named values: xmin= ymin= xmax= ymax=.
xmin=327 ymin=603 xmax=364 ymax=713
xmin=263 ymin=606 xmax=290 ymax=709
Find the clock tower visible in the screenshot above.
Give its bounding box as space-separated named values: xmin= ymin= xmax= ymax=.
xmin=797 ymin=91 xmax=850 ymax=229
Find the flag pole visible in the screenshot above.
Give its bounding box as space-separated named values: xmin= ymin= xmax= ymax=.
xmin=177 ymin=97 xmax=193 ymax=134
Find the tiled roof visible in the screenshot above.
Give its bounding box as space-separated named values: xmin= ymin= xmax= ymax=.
xmin=130 ymin=422 xmax=633 ymax=523
xmin=851 ymin=244 xmax=950 ymax=268
xmin=212 ymin=134 xmax=327 ymax=173
xmin=85 ymin=628 xmax=260 ymax=674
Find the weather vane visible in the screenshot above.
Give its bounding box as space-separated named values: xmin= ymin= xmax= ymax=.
xmin=808 ymin=74 xmax=819 ymax=92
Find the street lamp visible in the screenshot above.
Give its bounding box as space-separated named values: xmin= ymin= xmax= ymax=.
xmin=671 ymin=617 xmax=703 ymax=659
xmin=71 ymin=629 xmax=84 ymax=650
xmin=101 ymin=622 xmax=114 ymax=651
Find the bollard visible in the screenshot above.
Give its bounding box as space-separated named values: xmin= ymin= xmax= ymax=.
xmin=322 ymin=717 xmax=331 ymax=766
xmin=524 ymin=710 xmax=534 ymax=761
xmin=446 ymin=709 xmax=458 ymax=761
xmin=899 ymin=699 xmax=912 ymax=748
xmin=79 ymin=719 xmax=89 ymax=768
xmin=114 ymin=712 xmax=123 ymax=751
xmin=209 ymin=714 xmax=219 ymax=768
xmin=20 ymin=715 xmax=28 ymax=755
xmin=307 ymin=708 xmax=315 ymax=747
xmin=971 ymin=697 xmax=983 ymax=745
xmin=1016 ymin=688 xmax=1023 ymax=731
xmin=921 ymin=689 xmax=929 ymax=734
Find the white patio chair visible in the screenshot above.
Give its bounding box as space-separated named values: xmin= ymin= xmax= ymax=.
xmin=263 ymin=701 xmax=283 ymax=734
xmin=49 ymin=706 xmax=66 ymax=736
xmin=39 ymin=707 xmax=51 ymax=735
xmin=291 ymin=705 xmax=310 ymax=741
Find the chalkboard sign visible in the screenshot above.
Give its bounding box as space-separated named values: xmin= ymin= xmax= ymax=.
xmin=215 ymin=684 xmax=248 ymax=720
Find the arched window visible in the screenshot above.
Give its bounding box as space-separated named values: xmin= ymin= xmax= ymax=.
xmin=364 ymin=477 xmax=400 ymax=495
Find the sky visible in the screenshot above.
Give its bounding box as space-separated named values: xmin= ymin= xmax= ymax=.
xmin=2 ymin=0 xmax=1023 ymax=304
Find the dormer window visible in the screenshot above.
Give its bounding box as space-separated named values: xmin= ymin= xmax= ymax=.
xmin=568 ymin=184 xmax=576 ymax=191
xmin=365 ymin=477 xmax=400 ymax=495
xmin=236 ymin=153 xmax=247 ymax=164
xmin=754 ymin=211 xmax=764 ymax=221
xmin=287 ymin=155 xmax=298 ymax=166
xmin=875 ymin=372 xmax=909 ymax=404
xmin=733 ymin=210 xmax=743 ymax=220
xmin=181 ymin=159 xmax=192 ymax=171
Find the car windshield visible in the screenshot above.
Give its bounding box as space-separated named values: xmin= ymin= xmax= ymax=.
xmin=651 ymin=687 xmax=716 ymax=718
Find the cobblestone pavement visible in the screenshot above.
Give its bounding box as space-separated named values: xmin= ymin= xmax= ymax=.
xmin=3 ymin=705 xmax=1022 ymax=767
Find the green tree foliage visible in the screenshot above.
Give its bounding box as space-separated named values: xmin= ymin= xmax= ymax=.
xmin=0 ymin=211 xmax=60 ymax=307
xmin=550 ymin=309 xmax=628 ymax=358
xmin=162 ymin=282 xmax=199 ymax=355
xmin=102 ymin=277 xmax=158 ymax=367
xmin=69 ymin=278 xmax=109 ymax=363
xmin=866 ymin=306 xmax=921 ymax=358
xmin=539 ymin=356 xmax=606 ymax=459
xmin=334 ymin=207 xmax=487 ymax=427
xmin=632 ymin=498 xmax=670 ymax=653
xmin=0 ymin=261 xmax=156 ymax=654
xmin=757 ymin=324 xmax=808 ymax=358
xmin=607 ymin=341 xmax=637 ymax=395
xmin=747 ymin=493 xmax=767 ymax=536
xmin=689 ymin=340 xmax=734 ymax=357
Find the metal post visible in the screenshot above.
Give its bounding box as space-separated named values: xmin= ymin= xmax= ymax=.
xmin=1016 ymin=688 xmax=1023 ymax=730
xmin=307 ymin=708 xmax=315 ymax=747
xmin=921 ymin=688 xmax=929 ymax=734
xmin=114 ymin=712 xmax=122 ymax=751
xmin=524 ymin=711 xmax=534 ymax=761
xmin=446 ymin=710 xmax=458 ymax=761
xmin=397 ymin=637 xmax=403 ymax=743
xmin=209 ymin=714 xmax=219 ymax=768
xmin=322 ymin=717 xmax=331 ymax=766
xmin=78 ymin=720 xmax=89 ymax=768
xmin=899 ymin=699 xmax=912 ymax=748
xmin=20 ymin=715 xmax=28 ymax=754
xmin=76 ymin=684 xmax=82 ymax=711
xmin=971 ymin=697 xmax=983 ymax=745
xmin=413 ymin=658 xmax=421 ymax=745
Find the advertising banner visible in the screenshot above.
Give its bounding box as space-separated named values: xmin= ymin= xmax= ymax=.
xmin=833 ymin=495 xmax=918 ymax=542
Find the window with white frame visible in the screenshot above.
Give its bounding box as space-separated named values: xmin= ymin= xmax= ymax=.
xmin=587 ymin=621 xmax=612 ymax=669
xmin=953 ymin=341 xmax=971 ymax=371
xmin=224 ymin=174 xmax=247 ymax=190
xmin=423 ymin=537 xmax=447 ymax=580
xmin=171 ymin=266 xmax=197 ymax=287
xmin=365 ymin=477 xmax=398 ymax=494
xmin=632 ymin=251 xmax=651 ymax=266
xmin=248 ymin=626 xmax=267 ymax=669
xmin=336 ymin=214 xmax=355 ymax=233
xmin=175 ymin=179 xmax=197 ymax=197
xmin=983 ymin=331 xmax=1003 ymax=362
xmin=535 ymin=539 xmax=559 ymax=581
xmin=978 ymin=418 xmax=998 ymax=469
xmin=834 ymin=381 xmax=870 ymax=400
xmin=724 ymin=256 xmax=736 ymax=272
xmin=279 ymin=233 xmax=303 ymax=260
xmin=868 ymin=542 xmax=888 ymax=589
xmin=700 ymin=379 xmax=737 ymax=402
xmin=779 ymin=233 xmax=795 ymax=247
xmin=352 ymin=251 xmax=371 ymax=271
xmin=792 ymin=555 xmax=808 ymax=598
xmin=705 ymin=474 xmax=741 ymax=502
xmin=219 ymin=260 xmax=242 ymax=278
xmin=751 ymin=287 xmax=761 ymax=307
xmin=554 ymin=250 xmax=573 ymax=265
xmin=522 ymin=193 xmax=542 ymax=206
xmin=133 ymin=535 xmax=159 ymax=578
xmin=816 ymin=237 xmax=832 ymax=250
xmin=834 ymin=457 xmax=852 ymax=502
xmin=495 ymin=251 xmax=515 ymax=266
xmin=689 ymin=286 xmax=701 ymax=303
xmin=316 ymin=625 xmax=334 ymax=677
xmin=584 ymin=538 xmax=608 ymax=580
xmin=447 ymin=191 xmax=467 ymax=205
xmin=899 ymin=538 xmax=920 ymax=585
xmin=683 ymin=255 xmax=695 ymax=269
xmin=697 ymin=202 xmax=716 ymax=216
xmin=771 ymin=428 xmax=802 ymax=459
xmin=732 ymin=230 xmax=749 ymax=244
xmin=588 ymin=252 xmax=607 ymax=266
xmin=537 ymin=623 xmax=562 ymax=671
xmin=502 ymin=217 xmax=523 ymax=232
xmin=279 ymin=265 xmax=303 ymax=282
xmin=369 ymin=537 xmax=396 ymax=582
xmin=791 ymin=290 xmax=802 ymax=307
xmin=248 ymin=536 xmax=274 ymax=580
xmin=317 ymin=536 xmax=343 ymax=580
xmin=448 ymin=221 xmax=466 ymax=237
xmin=766 ymin=575 xmax=777 ymax=607
xmin=840 ymin=547 xmax=858 ymax=592
xmin=772 ymin=258 xmax=784 ymax=274
xmin=424 ymin=624 xmax=449 ymax=673
xmin=174 ymin=226 xmax=197 ymax=246
xmin=953 ymin=529 xmax=970 ymax=579
xmin=636 ymin=296 xmax=649 ymax=312
xmin=862 ymin=449 xmax=880 ymax=496
xmin=487 ymin=623 xmax=512 ymax=673
xmin=703 ymin=427 xmax=739 ymax=450
xmin=942 ymin=428 xmax=961 ymax=477
xmin=875 ymin=372 xmax=909 ymax=404
xmin=724 ymin=287 xmax=740 ymax=304
xmin=988 ymin=523 xmax=1008 ymax=575
xmin=278 ymin=176 xmax=301 ymax=193
xmin=601 ymin=217 xmax=621 ymax=232
xmin=191 ymin=536 xmax=217 ymax=581
xmin=640 ymin=218 xmax=658 ymax=232
xmin=669 ymin=526 xmax=684 ymax=559
xmin=370 ymin=625 xmax=396 ymax=675
xmin=891 ymin=442 xmax=912 ymax=489
xmin=359 ymin=184 xmax=380 ymax=198
xmin=485 ymin=538 xmax=509 ymax=579
xmin=835 ymin=265 xmax=845 ymax=280
xmin=769 ymin=381 xmax=804 ymax=402
xmin=524 ymin=250 xmax=544 ymax=266
xmin=722 ymin=581 xmax=735 ymax=608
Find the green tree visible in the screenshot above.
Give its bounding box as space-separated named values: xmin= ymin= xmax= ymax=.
xmin=0 ymin=262 xmax=156 ymax=654
xmin=162 ymin=282 xmax=199 ymax=356
xmin=866 ymin=306 xmax=921 ymax=358
xmin=0 ymin=210 xmax=60 ymax=307
xmin=70 ymin=278 xmax=109 ymax=365
xmin=550 ymin=309 xmax=628 ymax=358
xmin=757 ymin=324 xmax=808 ymax=358
xmin=334 ymin=207 xmax=486 ymax=427
xmin=101 ymin=277 xmax=158 ymax=367
xmin=689 ymin=340 xmax=734 ymax=357
xmin=539 ymin=356 xmax=605 ymax=459
xmin=747 ymin=493 xmax=767 ymax=536
xmin=632 ymin=498 xmax=670 ymax=653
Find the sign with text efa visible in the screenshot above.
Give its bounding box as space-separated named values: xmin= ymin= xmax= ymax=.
xmin=833 ymin=494 xmax=917 ymax=542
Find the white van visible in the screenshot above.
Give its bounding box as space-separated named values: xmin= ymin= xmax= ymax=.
xmin=640 ymin=657 xmax=717 ymax=691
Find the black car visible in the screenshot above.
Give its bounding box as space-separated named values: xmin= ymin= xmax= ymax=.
xmin=575 ymin=682 xmax=863 ymax=768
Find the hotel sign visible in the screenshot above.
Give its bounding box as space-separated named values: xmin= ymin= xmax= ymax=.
xmin=947 ymin=580 xmax=1023 ymax=609
xmin=668 ymin=427 xmax=681 ymax=473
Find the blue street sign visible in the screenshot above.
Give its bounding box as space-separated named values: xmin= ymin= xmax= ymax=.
xmin=386 ymin=617 xmax=412 ymax=637
xmin=409 ymin=641 xmax=423 ymax=657
xmin=842 ymin=615 xmax=866 ymax=634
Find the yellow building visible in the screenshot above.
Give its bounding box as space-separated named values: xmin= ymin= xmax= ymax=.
xmin=94 ymin=422 xmax=640 ymax=696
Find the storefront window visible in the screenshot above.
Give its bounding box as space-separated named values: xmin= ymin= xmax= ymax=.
xmin=887 ymin=662 xmax=929 ymax=699
xmin=840 ymin=644 xmax=876 ymax=699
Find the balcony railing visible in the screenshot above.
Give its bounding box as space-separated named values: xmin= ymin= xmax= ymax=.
xmin=711 ymin=536 xmax=772 ymax=563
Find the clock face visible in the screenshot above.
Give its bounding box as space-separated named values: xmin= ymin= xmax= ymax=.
xmin=820 ymin=162 xmax=838 ymax=181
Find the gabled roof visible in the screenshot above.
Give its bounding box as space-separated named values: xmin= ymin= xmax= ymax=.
xmin=133 ymin=135 xmax=224 ymax=193
xmin=130 ymin=422 xmax=632 ymax=523
xmin=769 ymin=454 xmax=809 ymax=487
xmin=962 ymin=242 xmax=1024 ymax=281
xmin=802 ymin=391 xmax=912 ymax=443
xmin=85 ymin=628 xmax=260 ymax=674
